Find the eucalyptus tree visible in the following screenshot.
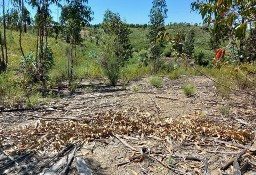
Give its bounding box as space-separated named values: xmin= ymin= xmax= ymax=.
xmin=0 ymin=0 xmax=8 ymax=73
xmin=148 ymin=0 xmax=168 ymax=73
xmin=100 ymin=10 xmax=132 ymax=86
xmin=12 ymin=0 xmax=31 ymax=57
xmin=23 ymin=0 xmax=62 ymax=94
xmin=102 ymin=10 xmax=132 ymax=63
xmin=60 ymin=0 xmax=93 ymax=85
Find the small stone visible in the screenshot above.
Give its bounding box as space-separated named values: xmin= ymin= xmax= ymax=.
xmin=46 ymin=107 xmax=54 ymax=111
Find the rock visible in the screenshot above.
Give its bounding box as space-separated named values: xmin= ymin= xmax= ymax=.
xmin=46 ymin=107 xmax=55 ymax=111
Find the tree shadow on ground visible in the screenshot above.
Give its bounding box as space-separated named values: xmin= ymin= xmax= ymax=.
xmin=51 ymin=82 xmax=127 ymax=98
xmin=83 ymin=157 xmax=109 ymax=175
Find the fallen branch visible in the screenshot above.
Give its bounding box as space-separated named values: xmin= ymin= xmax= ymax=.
xmin=209 ymin=139 xmax=248 ymax=149
xmin=0 ymin=152 xmax=33 ymax=170
xmin=155 ymin=96 xmax=178 ymax=100
xmin=60 ymin=147 xmax=77 ymax=175
xmin=43 ymin=147 xmax=76 ymax=174
xmin=35 ymin=144 xmax=75 ymax=173
xmin=114 ymin=134 xmax=137 ymax=151
xmin=221 ymin=149 xmax=247 ymax=171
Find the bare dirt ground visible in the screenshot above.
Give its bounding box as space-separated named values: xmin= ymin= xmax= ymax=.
xmin=0 ymin=75 xmax=255 ymax=175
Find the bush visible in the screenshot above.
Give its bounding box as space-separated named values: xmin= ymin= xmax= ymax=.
xmin=131 ymin=86 xmax=142 ymax=92
xmin=163 ymin=47 xmax=172 ymax=57
xmin=0 ymin=72 xmax=25 ymax=106
xmin=149 ymin=77 xmax=163 ymax=88
xmin=168 ymin=68 xmax=185 ymax=79
xmin=135 ymin=49 xmax=150 ymax=66
xmin=195 ymin=51 xmax=209 ymax=66
xmin=182 ymin=84 xmax=196 ymax=97
xmin=121 ymin=64 xmax=150 ymax=82
xmin=100 ymin=36 xmax=121 ymax=86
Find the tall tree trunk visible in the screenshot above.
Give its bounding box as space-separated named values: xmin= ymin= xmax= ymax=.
xmin=19 ymin=0 xmax=25 ymax=58
xmin=3 ymin=0 xmax=8 ymax=67
xmin=0 ymin=32 xmax=5 ymax=72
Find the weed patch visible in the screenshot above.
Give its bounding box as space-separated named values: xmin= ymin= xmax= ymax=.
xmin=149 ymin=77 xmax=164 ymax=88
xmin=182 ymin=84 xmax=196 ymax=97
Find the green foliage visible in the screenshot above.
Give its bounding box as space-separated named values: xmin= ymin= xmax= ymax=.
xmin=19 ymin=45 xmax=54 ymax=92
xmin=130 ymin=28 xmax=149 ymax=51
xmin=244 ymin=29 xmax=256 ymax=62
xmin=195 ymin=51 xmax=210 ymax=66
xmin=191 ymin=0 xmax=255 ymax=61
xmin=133 ymin=49 xmax=150 ymax=66
xmin=148 ymin=0 xmax=168 ymax=43
xmin=149 ymin=77 xmax=164 ymax=88
xmin=0 ymin=72 xmax=24 ymax=106
xmin=131 ymin=86 xmax=142 ymax=92
xmin=121 ymin=64 xmax=150 ymax=82
xmin=100 ymin=10 xmax=133 ymax=86
xmin=102 ymin=10 xmax=133 ymax=62
xmin=163 ymin=46 xmax=172 ymax=57
xmin=61 ymin=0 xmax=93 ymax=45
xmin=219 ymin=105 xmax=230 ymax=116
xmin=20 ymin=52 xmax=38 ymax=83
xmin=148 ymin=0 xmax=168 ymax=73
xmin=100 ymin=35 xmax=121 ymax=86
xmin=26 ymin=92 xmax=41 ymax=107
xmin=182 ymin=84 xmax=196 ymax=97
xmin=168 ymin=68 xmax=186 ymax=80
xmin=183 ymin=29 xmax=195 ymax=58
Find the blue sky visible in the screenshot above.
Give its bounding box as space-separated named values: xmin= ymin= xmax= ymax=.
xmin=87 ymin=0 xmax=203 ymax=25
xmin=26 ymin=0 xmax=203 ymax=25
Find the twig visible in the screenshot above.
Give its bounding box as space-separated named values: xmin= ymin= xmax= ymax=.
xmin=0 ymin=152 xmax=33 ymax=170
xmin=114 ymin=134 xmax=137 ymax=151
xmin=155 ymin=96 xmax=178 ymax=100
xmin=206 ymin=150 xmax=239 ymax=154
xmin=143 ymin=154 xmax=184 ymax=174
xmin=208 ymin=139 xmax=248 ymax=149
xmin=173 ymin=154 xmax=209 ymax=175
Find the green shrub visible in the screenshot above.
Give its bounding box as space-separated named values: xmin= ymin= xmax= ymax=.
xmin=136 ymin=49 xmax=150 ymax=66
xmin=121 ymin=64 xmax=150 ymax=82
xmin=219 ymin=105 xmax=230 ymax=116
xmin=26 ymin=92 xmax=41 ymax=107
xmin=131 ymin=86 xmax=142 ymax=92
xmin=149 ymin=77 xmax=163 ymax=88
xmin=195 ymin=51 xmax=209 ymax=66
xmin=163 ymin=47 xmax=172 ymax=57
xmin=160 ymin=61 xmax=179 ymax=74
xmin=100 ymin=36 xmax=121 ymax=86
xmin=0 ymin=72 xmax=25 ymax=106
xmin=182 ymin=84 xmax=196 ymax=97
xmin=168 ymin=69 xmax=185 ymax=79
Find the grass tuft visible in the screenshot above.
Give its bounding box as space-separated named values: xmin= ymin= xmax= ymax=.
xmin=182 ymin=84 xmax=196 ymax=97
xmin=149 ymin=77 xmax=164 ymax=88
